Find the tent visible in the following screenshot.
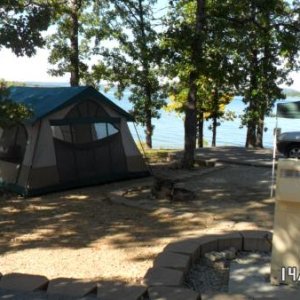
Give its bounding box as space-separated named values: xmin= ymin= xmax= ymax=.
xmin=271 ymin=100 xmax=300 ymax=197
xmin=0 ymin=86 xmax=149 ymax=196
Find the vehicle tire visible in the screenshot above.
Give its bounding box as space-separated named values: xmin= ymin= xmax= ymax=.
xmin=287 ymin=144 xmax=300 ymax=158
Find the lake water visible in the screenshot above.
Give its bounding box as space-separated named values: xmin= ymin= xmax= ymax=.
xmin=104 ymin=90 xmax=300 ymax=149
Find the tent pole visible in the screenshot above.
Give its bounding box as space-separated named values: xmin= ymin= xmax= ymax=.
xmin=270 ymin=115 xmax=278 ymax=198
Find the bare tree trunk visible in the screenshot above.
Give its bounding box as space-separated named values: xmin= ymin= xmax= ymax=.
xmin=70 ymin=0 xmax=80 ymax=86
xmin=182 ymin=0 xmax=205 ymax=168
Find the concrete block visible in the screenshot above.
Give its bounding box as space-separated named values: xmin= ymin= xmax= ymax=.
xmin=143 ymin=267 xmax=184 ymax=287
xmin=240 ymin=230 xmax=272 ymax=252
xmin=47 ymin=278 xmax=97 ymax=297
xmin=201 ymin=293 xmax=251 ymax=300
xmin=153 ymin=252 xmax=191 ymax=272
xmin=198 ymin=235 xmax=219 ymax=256
xmin=97 ymin=282 xmax=147 ymax=300
xmin=217 ymin=232 xmax=243 ymax=251
xmin=0 ymin=273 xmax=48 ymax=292
xmin=148 ymin=286 xmax=200 ymax=300
xmin=164 ymin=239 xmax=201 ymax=260
xmin=253 ymin=288 xmax=300 ymax=300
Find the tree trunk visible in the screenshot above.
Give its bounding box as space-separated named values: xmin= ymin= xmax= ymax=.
xmin=245 ymin=100 xmax=257 ymax=148
xmin=182 ymin=0 xmax=205 ymax=168
xmin=182 ymin=79 xmax=198 ymax=168
xmin=211 ymin=90 xmax=219 ymax=147
xmin=256 ymin=105 xmax=266 ymax=148
xmin=145 ymin=120 xmax=152 ymax=148
xmin=212 ymin=116 xmax=217 ymax=147
xmin=256 ymin=116 xmax=264 ymax=148
xmin=145 ymin=96 xmax=152 ymax=148
xmin=197 ymin=113 xmax=204 ymax=148
xmin=69 ymin=0 xmax=80 ymax=86
xmin=245 ymin=4 xmax=260 ymax=148
xmin=246 ymin=124 xmax=256 ymax=148
xmin=138 ymin=0 xmax=153 ymax=149
xmin=245 ymin=48 xmax=259 ymax=148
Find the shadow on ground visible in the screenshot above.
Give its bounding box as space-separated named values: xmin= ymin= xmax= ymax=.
xmin=0 ymin=162 xmax=275 ymax=255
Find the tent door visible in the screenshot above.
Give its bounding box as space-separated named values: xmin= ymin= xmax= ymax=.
xmin=52 ymin=121 xmax=127 ymax=185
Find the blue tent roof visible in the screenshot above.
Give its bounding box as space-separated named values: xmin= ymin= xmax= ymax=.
xmin=8 ymin=86 xmax=134 ymax=123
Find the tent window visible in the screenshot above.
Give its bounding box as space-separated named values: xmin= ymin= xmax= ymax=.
xmin=51 ymin=123 xmax=119 ymax=144
xmin=0 ymin=125 xmax=27 ymax=163
xmin=94 ymin=123 xmax=119 ymax=140
xmin=67 ymin=100 xmax=109 ymax=118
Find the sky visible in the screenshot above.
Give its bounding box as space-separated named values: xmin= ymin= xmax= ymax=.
xmin=1 ymin=45 xmax=300 ymax=90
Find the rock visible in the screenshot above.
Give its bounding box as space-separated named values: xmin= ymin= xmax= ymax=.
xmin=195 ymin=159 xmax=216 ymax=167
xmin=169 ymin=161 xmax=182 ymax=169
xmin=205 ymin=251 xmax=225 ymax=262
xmin=204 ymin=248 xmax=237 ymax=265
xmin=225 ymin=247 xmax=237 ymax=260
xmin=172 ymin=183 xmax=195 ymax=201
xmin=152 ymin=176 xmax=174 ymax=199
xmin=167 ymin=152 xmax=178 ymax=162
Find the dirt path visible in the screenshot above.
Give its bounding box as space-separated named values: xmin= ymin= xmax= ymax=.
xmin=0 ymin=164 xmax=275 ymax=282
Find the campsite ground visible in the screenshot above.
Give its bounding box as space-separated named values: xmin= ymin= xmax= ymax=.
xmin=0 ymin=147 xmax=275 ymax=283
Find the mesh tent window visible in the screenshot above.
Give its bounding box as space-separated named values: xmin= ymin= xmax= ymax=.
xmin=0 ymin=125 xmax=27 ymax=163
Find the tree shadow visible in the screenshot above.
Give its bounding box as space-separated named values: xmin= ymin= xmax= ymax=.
xmin=0 ymin=162 xmax=276 ymax=279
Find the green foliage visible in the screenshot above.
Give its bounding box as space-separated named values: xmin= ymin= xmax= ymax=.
xmin=0 ymin=1 xmax=51 ymax=56
xmin=214 ymin=0 xmax=300 ymax=146
xmin=163 ymin=0 xmax=299 ymax=148
xmin=162 ymin=0 xmax=237 ymax=146
xmin=46 ymin=0 xmax=111 ymax=86
xmin=0 ymin=81 xmax=32 ymax=127
xmin=91 ymin=0 xmax=166 ymax=147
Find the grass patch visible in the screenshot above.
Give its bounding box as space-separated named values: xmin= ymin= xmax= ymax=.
xmin=136 ymin=142 xmax=180 ymax=163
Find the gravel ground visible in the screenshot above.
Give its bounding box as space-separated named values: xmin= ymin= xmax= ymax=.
xmin=0 ymin=164 xmax=274 ymax=283
xmin=184 ymin=257 xmax=230 ymax=293
xmin=184 ymin=251 xmax=272 ymax=295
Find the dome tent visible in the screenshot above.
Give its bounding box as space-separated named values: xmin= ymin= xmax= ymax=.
xmin=0 ymin=86 xmax=149 ymax=196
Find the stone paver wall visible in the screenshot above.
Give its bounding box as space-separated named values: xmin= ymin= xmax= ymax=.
xmin=4 ymin=230 xmax=299 ymax=299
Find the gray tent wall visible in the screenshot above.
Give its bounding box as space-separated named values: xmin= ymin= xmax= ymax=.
xmin=3 ymin=97 xmax=148 ymax=195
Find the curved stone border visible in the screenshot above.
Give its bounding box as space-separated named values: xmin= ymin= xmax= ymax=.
xmin=0 ymin=274 xmax=148 ymax=299
xmin=143 ymin=230 xmax=273 ymax=300
xmin=0 ymin=230 xmax=285 ymax=299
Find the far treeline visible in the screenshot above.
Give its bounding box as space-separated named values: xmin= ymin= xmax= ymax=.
xmin=0 ymin=0 xmax=300 ymax=168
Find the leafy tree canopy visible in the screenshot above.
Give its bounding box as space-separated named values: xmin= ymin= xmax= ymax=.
xmin=0 ymin=81 xmax=32 ymax=127
xmin=0 ymin=1 xmax=51 ymax=56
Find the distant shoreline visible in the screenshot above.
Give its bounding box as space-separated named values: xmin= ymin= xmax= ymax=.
xmin=17 ymin=81 xmax=300 ymax=98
